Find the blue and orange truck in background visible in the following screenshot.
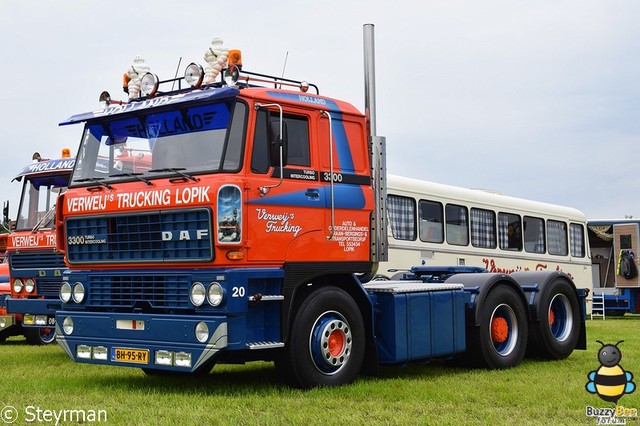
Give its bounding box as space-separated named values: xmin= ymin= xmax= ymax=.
xmin=3 ymin=154 xmax=74 ymax=344
xmin=53 ymin=25 xmax=587 ymax=388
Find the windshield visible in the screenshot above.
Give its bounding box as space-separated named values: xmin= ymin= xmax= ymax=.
xmin=16 ymin=178 xmax=67 ymax=231
xmin=71 ymin=100 xmax=246 ymax=185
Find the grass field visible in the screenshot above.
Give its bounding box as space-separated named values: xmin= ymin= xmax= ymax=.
xmin=0 ymin=318 xmax=638 ymax=425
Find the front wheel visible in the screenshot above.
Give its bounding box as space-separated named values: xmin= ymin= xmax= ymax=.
xmin=468 ymin=285 xmax=529 ymax=369
xmin=24 ymin=327 xmax=56 ymax=345
xmin=276 ymin=286 xmax=365 ymax=388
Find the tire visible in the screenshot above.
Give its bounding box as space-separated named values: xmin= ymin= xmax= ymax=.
xmin=276 ymin=286 xmax=365 ymax=388
xmin=529 ymin=279 xmax=581 ymax=360
xmin=39 ymin=327 xmax=56 ymax=344
xmin=24 ymin=327 xmax=55 ymax=345
xmin=468 ymin=285 xmax=528 ymax=369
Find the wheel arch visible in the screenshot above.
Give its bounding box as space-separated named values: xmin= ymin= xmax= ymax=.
xmin=282 ymin=263 xmax=378 ymax=375
xmin=510 ymin=270 xmax=587 ymax=351
xmin=444 ymin=272 xmax=529 ymax=327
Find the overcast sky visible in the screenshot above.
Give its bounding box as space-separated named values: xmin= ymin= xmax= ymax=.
xmin=0 ymin=1 xmax=638 ymax=221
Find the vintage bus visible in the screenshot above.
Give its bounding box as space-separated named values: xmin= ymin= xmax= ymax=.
xmin=380 ymin=175 xmax=592 ymax=294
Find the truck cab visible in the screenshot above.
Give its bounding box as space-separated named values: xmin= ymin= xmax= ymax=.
xmin=5 ymin=154 xmax=74 ymax=344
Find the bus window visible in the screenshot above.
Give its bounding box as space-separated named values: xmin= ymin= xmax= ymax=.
xmin=524 ymin=216 xmax=545 ymax=254
xmin=471 ymin=208 xmax=496 ymax=248
xmin=419 ymin=200 xmax=444 ymax=243
xmin=548 ymin=220 xmax=568 ymax=256
xmin=498 ymin=212 xmax=522 ymax=251
xmin=388 ymin=195 xmax=416 ymax=241
xmin=570 ymin=223 xmax=585 ymax=257
xmin=446 ymin=204 xmax=468 ymax=246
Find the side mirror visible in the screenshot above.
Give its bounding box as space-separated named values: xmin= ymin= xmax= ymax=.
xmin=269 ymin=120 xmax=288 ymax=167
xmin=2 ymin=201 xmax=8 ymax=227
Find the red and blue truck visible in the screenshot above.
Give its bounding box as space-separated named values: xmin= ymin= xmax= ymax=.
xmin=54 ymin=25 xmax=587 ymax=387
xmin=4 ymin=154 xmax=74 ymax=344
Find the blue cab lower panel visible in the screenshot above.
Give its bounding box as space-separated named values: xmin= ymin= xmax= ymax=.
xmin=365 ymin=282 xmax=468 ymax=365
xmin=55 ymin=311 xmax=235 ymax=372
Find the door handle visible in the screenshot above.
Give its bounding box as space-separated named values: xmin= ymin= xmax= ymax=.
xmin=305 ymin=188 xmax=320 ymax=199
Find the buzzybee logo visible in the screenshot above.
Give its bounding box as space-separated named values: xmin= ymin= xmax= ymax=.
xmin=586 ymin=340 xmax=635 ymax=403
xmin=585 ymin=340 xmax=637 ymax=425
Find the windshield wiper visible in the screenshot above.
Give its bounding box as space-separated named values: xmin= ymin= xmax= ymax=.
xmin=148 ymin=168 xmax=199 ymax=182
xmin=32 ymin=207 xmax=55 ymax=233
xmin=109 ymin=172 xmax=153 ymax=186
xmin=74 ymin=177 xmax=114 ymax=190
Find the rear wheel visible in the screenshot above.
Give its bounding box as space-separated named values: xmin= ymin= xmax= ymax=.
xmin=468 ymin=285 xmax=528 ymax=369
xmin=276 ymin=286 xmax=365 ymax=388
xmin=530 ymin=279 xmax=581 ymax=359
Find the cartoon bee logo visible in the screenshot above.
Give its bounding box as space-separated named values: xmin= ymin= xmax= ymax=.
xmin=586 ymin=340 xmax=636 ymax=403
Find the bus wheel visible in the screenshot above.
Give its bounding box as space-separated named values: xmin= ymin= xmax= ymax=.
xmin=471 ymin=285 xmax=528 ymax=369
xmin=24 ymin=327 xmax=55 ymax=345
xmin=276 ymin=286 xmax=365 ymax=388
xmin=530 ymin=279 xmax=581 ymax=360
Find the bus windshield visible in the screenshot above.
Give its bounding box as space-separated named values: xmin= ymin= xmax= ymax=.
xmin=71 ymin=100 xmax=246 ymax=185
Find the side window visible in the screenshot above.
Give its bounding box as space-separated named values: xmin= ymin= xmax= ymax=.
xmin=446 ymin=204 xmax=468 ymax=246
xmin=251 ymin=109 xmax=270 ymax=174
xmin=548 ymin=220 xmax=568 ymax=256
xmin=471 ymin=208 xmax=496 ymax=249
xmin=388 ymin=195 xmax=416 ymax=241
xmin=250 ymin=111 xmax=310 ymax=173
xmin=524 ymin=216 xmax=545 ymax=254
xmin=419 ymin=200 xmax=444 ymax=243
xmin=285 ymin=114 xmax=311 ymax=167
xmin=498 ymin=212 xmax=522 ymax=251
xmin=570 ymin=223 xmax=585 ymax=257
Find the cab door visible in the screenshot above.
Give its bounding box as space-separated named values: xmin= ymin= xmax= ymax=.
xmin=244 ymin=104 xmax=324 ymax=263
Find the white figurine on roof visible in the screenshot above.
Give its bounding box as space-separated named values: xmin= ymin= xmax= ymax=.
xmin=203 ymin=37 xmax=229 ymax=85
xmin=126 ymin=56 xmax=150 ymax=100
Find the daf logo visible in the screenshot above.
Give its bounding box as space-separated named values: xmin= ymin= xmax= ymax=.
xmin=161 ymin=229 xmax=209 ymax=241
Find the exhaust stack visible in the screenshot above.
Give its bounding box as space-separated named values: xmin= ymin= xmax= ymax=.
xmin=364 ymin=23 xmax=388 ymax=266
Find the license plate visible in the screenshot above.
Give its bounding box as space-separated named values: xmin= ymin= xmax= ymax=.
xmin=112 ymin=348 xmax=149 ymax=364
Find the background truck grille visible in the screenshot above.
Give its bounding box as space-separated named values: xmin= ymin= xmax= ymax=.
xmin=89 ymin=274 xmax=190 ymax=309
xmin=9 ymin=252 xmax=66 ymax=269
xmin=65 ymin=208 xmax=213 ymax=264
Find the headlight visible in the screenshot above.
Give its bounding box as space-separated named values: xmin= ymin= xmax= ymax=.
xmin=207 ymin=282 xmax=224 ymax=306
xmin=62 ymin=316 xmax=74 ymax=335
xmin=72 ymin=282 xmax=85 ymax=303
xmin=13 ymin=278 xmax=23 ymax=294
xmin=195 ymin=322 xmax=209 ymax=343
xmin=59 ymin=282 xmax=72 ymax=303
xmin=24 ymin=278 xmax=35 ymax=293
xmin=184 ymin=63 xmax=204 ymax=88
xmin=140 ymin=72 xmax=159 ymax=96
xmin=190 ymin=282 xmax=206 ymax=307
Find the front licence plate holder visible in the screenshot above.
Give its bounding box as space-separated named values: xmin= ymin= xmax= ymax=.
xmin=111 ymin=347 xmax=150 ymax=364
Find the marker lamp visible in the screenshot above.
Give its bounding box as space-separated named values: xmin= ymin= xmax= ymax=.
xmin=140 ymin=72 xmax=159 ymax=96
xmin=184 ymin=63 xmax=204 ymax=88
